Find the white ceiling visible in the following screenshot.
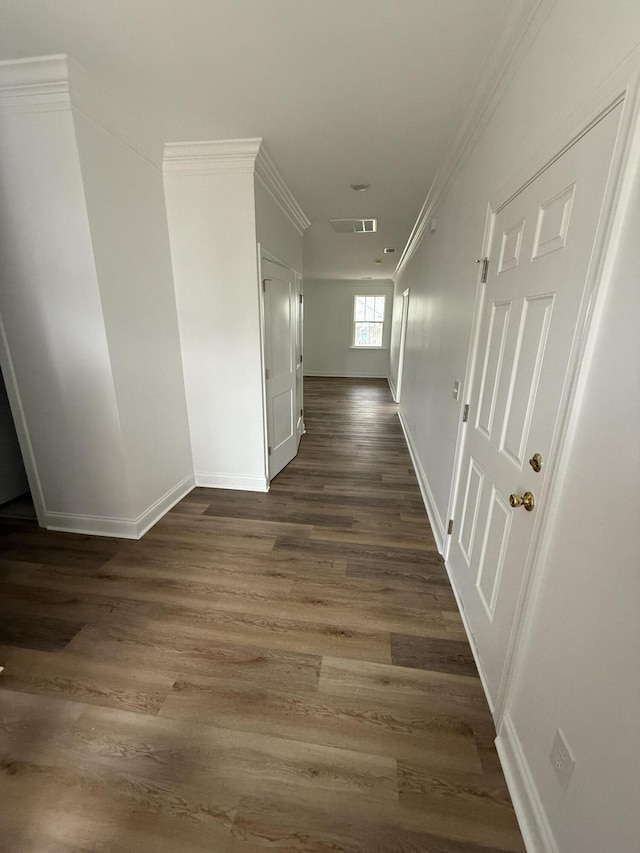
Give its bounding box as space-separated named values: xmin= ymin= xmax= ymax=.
xmin=0 ymin=0 xmax=513 ymax=280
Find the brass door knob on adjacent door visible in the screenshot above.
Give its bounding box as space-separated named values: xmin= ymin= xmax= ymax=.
xmin=529 ymin=453 xmax=543 ymax=473
xmin=510 ymin=491 xmax=535 ymax=512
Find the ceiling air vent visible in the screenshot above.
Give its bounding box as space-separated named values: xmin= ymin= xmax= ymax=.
xmin=329 ymin=218 xmax=377 ymax=234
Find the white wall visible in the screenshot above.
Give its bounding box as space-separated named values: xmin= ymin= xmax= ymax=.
xmin=0 ymin=56 xmax=193 ymax=535
xmin=255 ymin=177 xmax=303 ymax=272
xmin=73 ymin=109 xmax=193 ymax=519
xmin=0 ymin=367 xmax=28 ymax=504
xmin=389 ymin=1 xmax=640 ymax=849
xmin=164 ymin=169 xmax=268 ymax=491
xmin=304 ymin=279 xmax=394 ymax=378
xmin=0 ymin=101 xmax=133 ymax=526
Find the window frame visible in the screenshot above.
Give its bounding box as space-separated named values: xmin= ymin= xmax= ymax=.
xmin=351 ymin=294 xmax=387 ymax=349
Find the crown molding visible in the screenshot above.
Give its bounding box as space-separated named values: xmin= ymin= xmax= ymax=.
xmin=0 ymin=54 xmax=163 ymax=166
xmin=163 ymin=138 xmax=263 ymax=176
xmin=164 ymin=138 xmax=310 ymax=234
xmin=394 ymin=0 xmax=555 ymax=281
xmin=0 ymin=54 xmax=71 ymax=113
xmin=255 ymin=144 xmax=310 ymax=234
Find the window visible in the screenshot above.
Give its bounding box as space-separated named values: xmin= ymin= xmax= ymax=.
xmin=353 ymin=295 xmax=386 ymax=348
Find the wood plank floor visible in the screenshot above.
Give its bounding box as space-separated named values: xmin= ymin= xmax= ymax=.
xmin=0 ymin=377 xmax=524 ymax=852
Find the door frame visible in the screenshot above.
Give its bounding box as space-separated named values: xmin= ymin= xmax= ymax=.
xmin=393 ymin=288 xmax=410 ymax=403
xmin=443 ymin=62 xmax=640 ymax=723
xmin=257 ymin=245 xmax=304 ymax=483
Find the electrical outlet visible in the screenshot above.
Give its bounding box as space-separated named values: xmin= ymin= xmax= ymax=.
xmin=550 ymin=728 xmax=576 ymax=790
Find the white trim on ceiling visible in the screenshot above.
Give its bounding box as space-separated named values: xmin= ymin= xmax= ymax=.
xmin=0 ymin=53 xmax=70 ymax=113
xmin=254 ymin=144 xmax=310 ymax=234
xmin=163 ymin=137 xmax=263 ymax=175
xmin=0 ymin=53 xmax=164 ymax=166
xmin=394 ymin=0 xmax=555 ymax=282
xmin=163 ymin=137 xmax=310 ymax=234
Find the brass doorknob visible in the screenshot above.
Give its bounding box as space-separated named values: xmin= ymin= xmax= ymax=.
xmin=510 ymin=491 xmax=535 ymax=512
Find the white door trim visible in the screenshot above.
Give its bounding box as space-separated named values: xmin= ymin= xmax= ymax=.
xmin=443 ymin=204 xmax=495 ymax=562
xmin=393 ymin=288 xmax=411 ymax=403
xmin=445 ymin=58 xmax=640 ymax=725
xmin=256 ymin=244 xmax=271 ymax=491
xmin=259 ymin=246 xmax=302 ymax=482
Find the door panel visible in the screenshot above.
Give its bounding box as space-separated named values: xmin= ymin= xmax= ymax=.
xmin=499 ymin=294 xmax=554 ymax=467
xmin=448 ymin=104 xmax=622 ymax=704
xmin=476 ymin=300 xmax=511 ymax=439
xmin=459 ymin=458 xmax=484 ymax=566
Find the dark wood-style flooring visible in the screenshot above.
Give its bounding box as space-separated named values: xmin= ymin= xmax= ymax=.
xmin=0 ymin=378 xmax=524 ymax=852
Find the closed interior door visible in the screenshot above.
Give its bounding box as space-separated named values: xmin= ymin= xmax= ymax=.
xmin=263 ymin=259 xmax=298 ymax=479
xmin=448 ymin=104 xmax=621 ymax=704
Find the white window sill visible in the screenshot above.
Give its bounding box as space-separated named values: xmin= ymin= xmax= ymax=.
xmin=350 ymin=345 xmax=389 ymax=350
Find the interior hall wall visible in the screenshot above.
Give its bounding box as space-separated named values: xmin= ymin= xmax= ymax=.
xmin=388 ymin=1 xmax=640 ymax=849
xmin=254 ymin=177 xmax=303 ymax=272
xmin=164 ymin=169 xmax=268 ymax=491
xmin=0 ymin=100 xmax=133 ymax=526
xmin=73 ymin=109 xmax=193 ymax=520
xmin=303 ymin=279 xmax=394 ymax=379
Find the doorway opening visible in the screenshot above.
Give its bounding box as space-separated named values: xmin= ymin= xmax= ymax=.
xmin=0 ymin=366 xmax=36 ymax=521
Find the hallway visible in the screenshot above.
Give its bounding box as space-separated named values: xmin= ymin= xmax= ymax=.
xmin=0 ymin=378 xmax=524 ymax=851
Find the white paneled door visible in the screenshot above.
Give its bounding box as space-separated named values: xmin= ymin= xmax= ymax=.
xmin=448 ymin=104 xmax=622 ymax=705
xmin=263 ymin=258 xmax=298 ymax=479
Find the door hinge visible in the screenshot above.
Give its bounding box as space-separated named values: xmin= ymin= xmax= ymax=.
xmin=447 ymin=519 xmax=454 ymax=535
xmin=263 ymin=277 xmax=272 ymax=292
xmin=299 ymin=354 xmax=303 ymax=364
xmin=300 ymin=408 xmax=304 ymax=418
xmin=268 ymin=445 xmax=272 ymax=456
xmin=476 ymin=257 xmax=489 ymax=283
xmin=265 ymin=368 xmax=270 ymax=380
xmin=463 ymin=403 xmax=470 ymax=423
xmin=299 ymin=293 xmax=303 ymax=304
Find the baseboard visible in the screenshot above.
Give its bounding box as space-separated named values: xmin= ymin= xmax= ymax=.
xmin=134 ymin=473 xmax=195 ymax=538
xmin=387 ymin=375 xmax=398 ymax=402
xmin=46 ymin=512 xmax=140 ymax=539
xmin=45 ymin=472 xmax=196 ymax=540
xmin=443 ymin=555 xmax=495 ymax=716
xmin=194 ymin=472 xmax=269 ymax=492
xmin=396 ymin=410 xmax=445 ymax=552
xmin=496 ymin=714 xmax=559 ymax=853
xmin=303 ymin=371 xmax=388 ymax=379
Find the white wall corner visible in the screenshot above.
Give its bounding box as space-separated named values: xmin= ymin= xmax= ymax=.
xmin=134 ymin=472 xmax=195 ymax=538
xmin=393 ymin=0 xmax=553 ymax=281
xmin=396 ymin=409 xmax=445 ymax=551
xmin=387 ymin=374 xmax=398 ymax=402
xmin=194 ymin=472 xmax=269 ymax=492
xmin=45 ymin=473 xmax=196 ymax=540
xmin=495 ymin=714 xmax=560 ymax=853
xmin=0 ymin=53 xmax=163 ymax=165
xmin=255 ymin=143 xmax=310 ymax=234
xmin=163 ymin=137 xmax=310 ymax=235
